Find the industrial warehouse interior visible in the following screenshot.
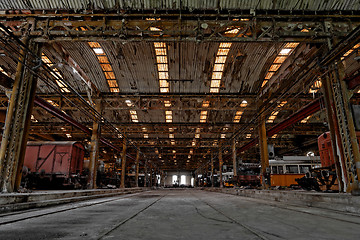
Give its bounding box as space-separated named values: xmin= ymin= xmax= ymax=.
xmin=1 ymin=0 xmax=360 ymax=239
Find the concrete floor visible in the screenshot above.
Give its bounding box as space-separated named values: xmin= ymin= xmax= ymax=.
xmin=0 ymin=189 xmax=360 ymax=240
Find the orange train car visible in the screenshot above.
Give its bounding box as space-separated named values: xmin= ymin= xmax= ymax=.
xmin=269 ymin=156 xmax=321 ymax=187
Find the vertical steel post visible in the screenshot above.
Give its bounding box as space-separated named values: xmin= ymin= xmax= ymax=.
xmin=336 ymin=63 xmax=360 ymax=194
xmin=150 ymin=167 xmax=153 ymax=187
xmin=87 ymin=99 xmax=102 ymax=189
xmin=232 ymin=138 xmax=237 ymax=177
xmin=194 ymin=170 xmax=198 ymax=187
xmin=211 ymin=151 xmax=214 ymax=187
xmin=219 ymin=142 xmax=223 ymax=188
xmin=135 ymin=149 xmax=140 ymax=187
xmin=144 ymin=162 xmax=148 ymax=187
xmin=321 ymin=75 xmax=345 ymax=192
xmin=259 ymin=115 xmax=270 ymax=189
xmin=0 ymin=38 xmax=42 ymax=192
xmin=120 ymin=140 xmax=127 ymax=188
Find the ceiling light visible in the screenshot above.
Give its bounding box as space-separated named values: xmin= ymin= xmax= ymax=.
xmin=240 ymin=100 xmax=248 ymax=107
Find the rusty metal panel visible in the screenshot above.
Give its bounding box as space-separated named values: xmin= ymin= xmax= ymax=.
xmin=101 ymin=41 xmax=159 ymax=93
xmin=59 ymin=42 xmax=109 ymax=92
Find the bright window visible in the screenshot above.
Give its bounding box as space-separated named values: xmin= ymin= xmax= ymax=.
xmin=172 ymin=175 xmax=178 ymax=184
xmin=181 ymin=175 xmax=186 ymax=185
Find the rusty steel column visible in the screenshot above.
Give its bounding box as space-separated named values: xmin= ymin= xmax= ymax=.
xmin=150 ymin=167 xmax=153 ymax=187
xmin=0 ymin=38 xmax=42 ymax=192
xmin=219 ymin=143 xmax=223 ymax=188
xmin=120 ymin=140 xmax=127 ymax=188
xmin=144 ymin=162 xmax=149 ymax=187
xmin=87 ymin=99 xmax=102 ymax=189
xmin=333 ymin=63 xmax=360 ymax=194
xmin=211 ymin=151 xmax=214 ymax=187
xmin=259 ymin=115 xmax=270 ymax=189
xmin=135 ymin=149 xmax=140 ymax=188
xmin=232 ymin=138 xmax=237 ymax=177
xmin=194 ymin=170 xmax=198 ymax=187
xmin=321 ymin=74 xmax=345 ymax=192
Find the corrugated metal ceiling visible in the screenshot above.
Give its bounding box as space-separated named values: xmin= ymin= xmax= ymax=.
xmin=1 ymin=0 xmax=360 ymax=11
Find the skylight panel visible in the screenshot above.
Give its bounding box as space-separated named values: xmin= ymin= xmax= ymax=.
xmin=269 ymin=64 xmax=281 ymax=72
xmin=265 ymin=72 xmax=275 ymax=80
xmin=155 ymin=48 xmax=167 ymax=55
xmin=210 ymin=88 xmax=219 ymax=93
xmin=97 ymin=56 xmax=109 ymax=63
xmin=159 ymin=80 xmax=169 ymax=88
xmin=157 ymin=64 xmax=168 ymax=72
xmin=217 ymin=48 xmax=230 ymax=56
xmin=210 ymin=80 xmax=221 ymax=88
xmin=219 ymin=43 xmax=232 ymax=48
xmin=211 ymin=72 xmax=223 ymax=79
xmin=100 ymin=64 xmax=112 ymax=71
xmin=156 ymin=56 xmax=167 ymax=64
xmin=273 ymin=56 xmax=287 ymax=64
xmin=107 ymin=80 xmax=118 ymax=88
xmin=159 ymin=72 xmax=169 ymax=79
xmin=215 ymin=56 xmax=227 ymax=64
xmin=213 ymin=64 xmax=225 ymax=72
xmin=93 ymin=48 xmax=104 ymax=55
xmin=160 ymin=88 xmax=169 ymax=93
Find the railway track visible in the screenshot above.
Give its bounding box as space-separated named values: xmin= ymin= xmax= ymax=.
xmin=1 ymin=189 xmax=359 ymax=240
xmin=200 ymin=190 xmax=360 ymax=226
xmin=96 ymin=194 xmax=166 ymax=240
xmin=192 ymin=192 xmax=270 ymax=240
xmin=0 ymin=191 xmax=147 ymax=226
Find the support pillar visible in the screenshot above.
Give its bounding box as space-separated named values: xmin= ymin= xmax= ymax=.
xmin=87 ymin=99 xmax=102 ymax=189
xmin=259 ymin=115 xmax=270 ymax=189
xmin=120 ymin=140 xmax=127 ymax=188
xmin=219 ymin=143 xmax=223 ymax=188
xmin=232 ymin=138 xmax=237 ymax=177
xmin=321 ymin=75 xmax=345 ymax=192
xmin=0 ymin=38 xmax=42 ymax=192
xmin=145 ymin=162 xmax=149 ymax=187
xmin=135 ymin=149 xmax=140 ymax=188
xmin=150 ymin=167 xmax=153 ymax=187
xmin=211 ymin=151 xmax=214 ymax=187
xmin=326 ymin=63 xmax=360 ymax=194
xmin=194 ymin=171 xmax=198 ymax=187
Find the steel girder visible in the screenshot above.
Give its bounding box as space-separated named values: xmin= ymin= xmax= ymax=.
xmin=1 ymin=11 xmax=360 ymax=42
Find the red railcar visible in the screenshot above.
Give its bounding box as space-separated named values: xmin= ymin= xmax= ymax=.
xmin=22 ymin=141 xmax=85 ymax=189
xmin=297 ymin=132 xmax=360 ymax=191
xmin=318 ymin=132 xmax=360 ymax=167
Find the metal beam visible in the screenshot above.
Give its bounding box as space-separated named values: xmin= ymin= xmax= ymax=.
xmin=2 ymin=12 xmax=360 ymax=42
xmin=238 ymin=98 xmax=322 ymax=153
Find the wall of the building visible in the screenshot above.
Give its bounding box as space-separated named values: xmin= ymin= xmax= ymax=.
xmin=164 ymin=171 xmax=193 ymax=186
